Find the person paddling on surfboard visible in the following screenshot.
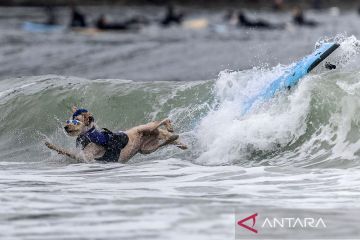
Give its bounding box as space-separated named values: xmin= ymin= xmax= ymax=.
xmin=161 ymin=5 xmax=184 ymax=27
xmin=237 ymin=11 xmax=285 ymax=30
xmin=70 ymin=6 xmax=87 ymax=28
xmin=292 ymin=6 xmax=318 ymax=27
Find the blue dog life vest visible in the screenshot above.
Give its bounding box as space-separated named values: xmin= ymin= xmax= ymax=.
xmin=76 ymin=127 xmax=129 ymax=162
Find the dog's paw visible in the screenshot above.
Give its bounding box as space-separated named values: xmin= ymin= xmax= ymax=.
xmin=44 ymin=141 xmax=58 ymax=152
xmin=166 ymin=134 xmax=179 ymax=144
xmin=44 ymin=141 xmax=52 ymax=148
xmin=163 ymin=119 xmax=174 ymax=132
xmin=176 ymin=144 xmax=188 ymax=150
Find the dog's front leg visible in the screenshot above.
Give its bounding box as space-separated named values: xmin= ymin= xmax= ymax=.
xmin=45 ymin=141 xmax=88 ymax=162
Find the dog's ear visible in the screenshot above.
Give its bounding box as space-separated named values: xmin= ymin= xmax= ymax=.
xmin=88 ymin=115 xmax=94 ymax=124
xmin=71 ymin=106 xmax=78 ymax=113
xmin=83 ymin=112 xmax=94 ymax=126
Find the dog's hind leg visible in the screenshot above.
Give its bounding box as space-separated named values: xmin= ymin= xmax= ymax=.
xmin=136 ymin=119 xmax=172 ymax=135
xmin=140 ymin=134 xmax=179 ymax=154
xmin=158 ymin=128 xmax=187 ymax=150
xmin=172 ymin=140 xmax=188 ymax=150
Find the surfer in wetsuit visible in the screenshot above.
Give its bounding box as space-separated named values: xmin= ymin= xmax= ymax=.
xmin=237 ymin=11 xmax=284 ymax=29
xmin=292 ymin=7 xmax=318 ymax=27
xmin=70 ymin=6 xmax=87 ymax=28
xmin=161 ymin=5 xmax=184 ymax=27
xmin=95 ymin=14 xmax=148 ymax=31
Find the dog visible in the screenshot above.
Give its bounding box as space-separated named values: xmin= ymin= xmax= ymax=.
xmin=45 ymin=106 xmax=187 ymax=163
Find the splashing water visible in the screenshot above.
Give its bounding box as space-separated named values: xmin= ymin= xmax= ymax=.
xmin=2 ymin=36 xmax=360 ymax=240
xmin=196 ymin=35 xmax=360 ymax=166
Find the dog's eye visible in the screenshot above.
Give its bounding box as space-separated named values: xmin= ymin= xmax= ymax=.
xmin=66 ymin=120 xmax=71 ymax=124
xmin=73 ymin=120 xmax=81 ymax=125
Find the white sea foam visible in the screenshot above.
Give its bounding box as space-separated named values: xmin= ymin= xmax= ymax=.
xmin=196 ymin=35 xmax=360 ymax=166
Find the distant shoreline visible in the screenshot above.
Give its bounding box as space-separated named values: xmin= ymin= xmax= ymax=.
xmin=0 ymin=0 xmax=358 ymax=10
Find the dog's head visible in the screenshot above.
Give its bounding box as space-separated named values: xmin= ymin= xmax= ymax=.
xmin=64 ymin=106 xmax=94 ymax=137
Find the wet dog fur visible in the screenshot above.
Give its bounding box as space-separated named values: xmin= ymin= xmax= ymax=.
xmin=45 ymin=106 xmax=187 ymax=163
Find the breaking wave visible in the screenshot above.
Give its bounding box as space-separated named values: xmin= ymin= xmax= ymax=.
xmin=1 ymin=36 xmax=360 ymax=168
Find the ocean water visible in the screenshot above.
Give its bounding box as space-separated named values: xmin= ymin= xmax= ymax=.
xmin=2 ymin=7 xmax=360 ymax=240
xmin=1 ymin=6 xmax=360 ymax=81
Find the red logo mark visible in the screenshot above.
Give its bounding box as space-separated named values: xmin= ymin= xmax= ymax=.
xmin=237 ymin=213 xmax=258 ymax=234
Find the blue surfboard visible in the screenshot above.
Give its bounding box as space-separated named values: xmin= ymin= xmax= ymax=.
xmin=242 ymin=42 xmax=340 ymax=115
xmin=22 ymin=22 xmax=65 ymax=33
